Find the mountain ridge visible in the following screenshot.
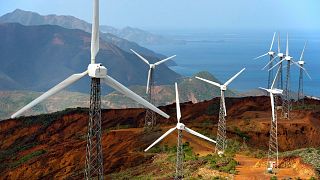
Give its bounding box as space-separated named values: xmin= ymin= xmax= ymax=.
xmin=0 ymin=9 xmax=177 ymax=65
xmin=0 ymin=23 xmax=180 ymax=93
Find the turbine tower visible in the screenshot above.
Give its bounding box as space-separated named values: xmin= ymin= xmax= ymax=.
xmin=270 ymin=33 xmax=293 ymax=119
xmin=144 ymin=83 xmax=216 ymax=179
xmin=255 ymin=32 xmax=276 ymax=88
xmin=259 ymin=67 xmax=282 ymax=173
xmin=295 ymin=42 xmax=311 ymax=105
xmin=196 ymin=68 xmax=245 ymax=154
xmin=276 ymin=33 xmax=285 ymax=89
xmin=130 ymin=49 xmax=176 ymax=130
xmin=10 ymin=0 xmax=170 ymax=179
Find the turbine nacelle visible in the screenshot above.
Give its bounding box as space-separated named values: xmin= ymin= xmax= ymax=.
xmin=270 ymin=88 xmax=283 ymax=95
xmin=88 ymin=63 xmax=107 ymax=78
xmin=298 ymin=61 xmax=305 ymax=65
xmin=176 ymin=122 xmax=185 ymax=130
xmin=268 ymin=51 xmax=275 ymax=56
xmin=221 ymin=85 xmax=227 ymax=91
xmin=278 ymin=53 xmax=284 ymax=58
xmin=284 ymin=55 xmax=292 ymax=61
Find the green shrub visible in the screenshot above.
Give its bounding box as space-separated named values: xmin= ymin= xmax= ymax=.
xmin=202 ymin=153 xmax=238 ymax=174
xmin=11 ymin=149 xmax=46 ymax=168
xmin=270 ymin=176 xmax=277 ymax=180
xmin=233 ymin=127 xmax=250 ymax=140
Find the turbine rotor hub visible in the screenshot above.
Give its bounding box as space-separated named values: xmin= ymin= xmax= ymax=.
xmin=176 ymin=122 xmax=185 ymax=130
xmin=268 ymin=51 xmax=275 ymax=56
xmin=150 ymin=64 xmax=155 ymax=69
xmin=221 ymin=85 xmax=227 ymax=91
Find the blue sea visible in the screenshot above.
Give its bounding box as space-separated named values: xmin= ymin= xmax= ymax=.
xmin=145 ymin=30 xmax=320 ymax=97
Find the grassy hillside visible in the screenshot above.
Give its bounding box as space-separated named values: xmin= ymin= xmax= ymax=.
xmin=0 ymin=71 xmax=237 ymax=120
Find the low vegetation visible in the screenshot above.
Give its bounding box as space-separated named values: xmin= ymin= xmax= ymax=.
xmin=155 ymin=139 xmax=240 ymax=174
xmin=11 ymin=149 xmax=46 ymax=168
xmin=279 ymin=147 xmax=320 ymax=175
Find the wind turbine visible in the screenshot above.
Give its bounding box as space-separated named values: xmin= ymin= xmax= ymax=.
xmin=255 ymin=32 xmax=277 ymax=88
xmin=269 ymin=33 xmax=294 ymax=119
xmin=195 ymin=68 xmax=245 ymax=154
xmin=130 ymin=49 xmax=176 ymax=130
xmin=259 ymin=66 xmax=282 ymax=173
xmin=294 ymin=42 xmax=312 ymax=105
xmin=144 ymin=83 xmax=216 ymax=179
xmin=10 ymin=0 xmax=170 ymax=179
xmin=262 ymin=33 xmax=285 ymax=89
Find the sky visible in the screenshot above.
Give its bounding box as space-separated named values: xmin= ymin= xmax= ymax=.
xmin=0 ymin=0 xmax=319 ymax=31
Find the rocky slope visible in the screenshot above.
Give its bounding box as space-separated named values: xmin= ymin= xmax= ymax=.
xmin=0 ymin=96 xmax=319 ymax=179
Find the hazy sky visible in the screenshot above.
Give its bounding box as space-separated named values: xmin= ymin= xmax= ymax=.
xmin=0 ymin=0 xmax=319 ymax=30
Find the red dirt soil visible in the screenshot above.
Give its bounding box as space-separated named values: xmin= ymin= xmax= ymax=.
xmin=0 ymin=96 xmax=319 ymax=179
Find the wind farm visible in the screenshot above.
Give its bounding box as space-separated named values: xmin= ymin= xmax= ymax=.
xmin=0 ymin=0 xmax=319 ymax=179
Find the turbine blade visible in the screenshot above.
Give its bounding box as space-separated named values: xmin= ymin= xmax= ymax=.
xmin=144 ymin=127 xmax=177 ymax=152
xmin=91 ymin=0 xmax=99 ymax=63
xmin=292 ymin=60 xmax=302 ymax=69
xmin=184 ymin=127 xmax=216 ymax=144
xmin=286 ymin=33 xmax=289 ymax=56
xmin=175 ymin=83 xmax=181 ymax=122
xmin=269 ymin=59 xmax=285 ymax=71
xmin=271 ymin=65 xmax=281 ymax=89
xmin=154 ymin=55 xmax=177 ymax=66
xmin=262 ymin=56 xmax=278 ymax=70
xmin=278 ymin=33 xmax=281 ymax=54
xmin=254 ymin=53 xmax=268 ymax=60
xmin=195 ymin=76 xmax=222 ymax=88
xmin=11 ymin=71 xmax=88 ymax=118
xmin=146 ymin=68 xmax=152 ymax=94
xmin=303 ymin=68 xmax=312 ymax=80
xmin=102 ymin=75 xmax=169 ymax=119
xmin=270 ymin=93 xmax=275 ymax=122
xmin=130 ymin=49 xmax=150 ymax=65
xmin=224 ymin=68 xmax=246 ymax=86
xmin=300 ymin=41 xmax=307 ymax=61
xmin=259 ymin=87 xmax=270 ymax=92
xmin=270 ymin=32 xmax=276 ymax=52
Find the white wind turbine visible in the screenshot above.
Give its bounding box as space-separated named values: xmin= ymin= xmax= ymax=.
xmin=295 ymin=42 xmax=312 ymax=103
xmin=10 ymin=0 xmax=169 ymax=179
xmin=259 ymin=66 xmax=282 ymax=173
xmin=269 ymin=33 xmax=308 ymax=119
xmin=262 ymin=33 xmax=285 ymax=89
xmin=255 ymin=32 xmax=277 ymax=88
xmin=130 ymin=49 xmax=176 ymax=129
xmin=144 ymin=83 xmax=216 ymax=179
xmin=195 ymin=68 xmax=245 ymax=154
xmin=130 ymin=49 xmax=176 ymax=94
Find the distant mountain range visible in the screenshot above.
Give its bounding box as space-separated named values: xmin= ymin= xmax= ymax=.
xmin=0 ymin=71 xmax=239 ymax=120
xmin=0 ymin=23 xmax=180 ymax=93
xmin=0 ymin=9 xmax=177 ymax=65
xmin=100 ymin=25 xmax=185 ymax=45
